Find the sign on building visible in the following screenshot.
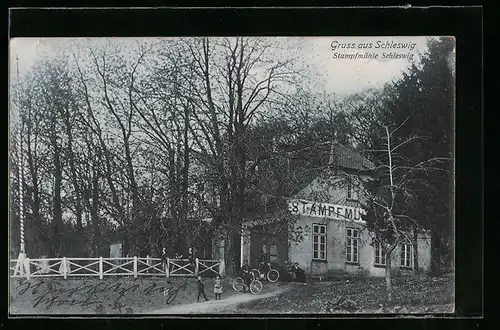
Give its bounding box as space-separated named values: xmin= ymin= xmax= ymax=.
xmin=288 ymin=199 xmax=366 ymax=223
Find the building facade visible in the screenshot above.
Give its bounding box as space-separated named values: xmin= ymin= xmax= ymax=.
xmin=241 ymin=143 xmax=432 ymax=277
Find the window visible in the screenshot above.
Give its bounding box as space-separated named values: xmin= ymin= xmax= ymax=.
xmin=269 ymin=244 xmax=277 ymax=262
xmin=345 ymin=228 xmax=359 ymax=263
xmin=374 ymin=242 xmax=386 ymax=266
xmin=347 ymin=184 xmax=359 ymax=200
xmin=312 ymin=224 xmax=327 ymax=260
xmin=400 ymin=243 xmax=413 ymax=268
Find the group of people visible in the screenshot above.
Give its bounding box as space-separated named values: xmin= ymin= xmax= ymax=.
xmin=239 ymin=257 xmax=270 ymax=292
xmin=35 ymin=255 xmax=73 ymax=275
xmin=158 ymin=246 xmax=224 ymax=303
xmin=196 ymin=274 xmax=223 ymax=302
xmin=285 ymin=260 xmax=306 ymax=282
xmin=195 ymin=257 xmax=305 ymax=303
xmin=160 ymin=247 xmax=197 ymax=272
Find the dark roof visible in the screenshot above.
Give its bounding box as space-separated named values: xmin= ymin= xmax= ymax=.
xmin=287 ymin=143 xmax=374 ymax=197
xmin=329 ymin=143 xmax=374 ymax=171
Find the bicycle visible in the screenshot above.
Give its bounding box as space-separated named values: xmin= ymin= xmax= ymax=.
xmin=251 ymin=262 xmax=280 ymax=283
xmin=232 ymin=276 xmax=263 ymax=294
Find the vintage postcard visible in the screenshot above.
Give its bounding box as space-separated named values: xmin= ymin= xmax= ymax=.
xmin=9 ymin=36 xmax=455 ymax=315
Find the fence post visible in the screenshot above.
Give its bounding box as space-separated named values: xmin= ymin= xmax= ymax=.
xmin=25 ymin=258 xmax=31 ymax=280
xmin=133 ymin=256 xmax=138 ymax=278
xmin=166 ymin=258 xmax=170 ymax=278
xmin=63 ymin=257 xmax=67 ymax=279
xmin=195 ymin=258 xmax=199 ymax=276
xmin=99 ymin=257 xmax=103 ymax=280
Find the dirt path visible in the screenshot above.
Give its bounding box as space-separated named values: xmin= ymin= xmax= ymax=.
xmin=147 ymin=286 xmax=289 ymax=314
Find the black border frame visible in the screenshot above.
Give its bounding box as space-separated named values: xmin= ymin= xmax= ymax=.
xmin=6 ymin=5 xmax=483 ymax=329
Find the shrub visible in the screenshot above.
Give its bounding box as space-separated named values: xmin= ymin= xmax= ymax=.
xmin=348 ymin=268 xmax=370 ymax=282
xmin=312 ymin=269 xmax=350 ymax=282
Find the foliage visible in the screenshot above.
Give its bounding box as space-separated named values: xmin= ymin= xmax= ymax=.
xmin=9 ymin=277 xmax=239 ymax=314
xmin=363 ymin=37 xmax=455 ymax=273
xmin=235 ymin=274 xmax=454 ymax=313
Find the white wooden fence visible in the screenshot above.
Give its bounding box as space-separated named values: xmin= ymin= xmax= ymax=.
xmin=10 ymin=256 xmax=225 ymax=280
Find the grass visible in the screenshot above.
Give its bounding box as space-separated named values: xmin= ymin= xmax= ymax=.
xmin=233 ymin=273 xmax=455 ymax=314
xmin=9 ymin=273 xmax=454 ymax=315
xmin=9 ymin=276 xmax=239 ymax=315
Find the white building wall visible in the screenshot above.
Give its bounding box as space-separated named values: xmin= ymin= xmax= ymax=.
xmin=242 ymin=170 xmax=433 ymax=277
xmin=288 ymin=214 xmax=432 ymax=277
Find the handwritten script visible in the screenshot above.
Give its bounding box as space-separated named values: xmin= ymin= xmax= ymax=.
xmin=15 ymin=280 xmax=189 ymax=311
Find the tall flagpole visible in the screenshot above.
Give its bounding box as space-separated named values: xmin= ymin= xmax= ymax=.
xmin=19 ymin=135 xmax=25 ymax=255
xmin=14 ymin=54 xmax=27 ymax=277
xmin=16 ymin=54 xmax=25 ymax=255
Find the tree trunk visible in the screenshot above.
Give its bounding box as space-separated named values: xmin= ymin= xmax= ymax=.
xmin=91 ymin=162 xmax=101 ymax=257
xmin=51 ymin=133 xmax=63 ymax=257
xmin=385 ymin=251 xmax=393 ymax=303
xmin=123 ymin=138 xmax=142 ymax=255
xmin=168 ymin=147 xmax=180 ymax=252
xmin=412 ymin=226 xmax=419 ymax=275
xmin=26 ymin=123 xmax=47 ymax=254
xmin=430 ymin=231 xmax=441 ymax=275
xmin=182 ymin=104 xmax=190 ymax=240
xmin=224 ymin=232 xmax=241 ymax=276
xmin=63 ymin=109 xmax=84 ymax=233
xmin=101 ymin=142 xmax=126 ymax=226
xmin=122 ymin=235 xmax=130 ymax=257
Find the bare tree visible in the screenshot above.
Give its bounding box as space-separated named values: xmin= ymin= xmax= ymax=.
xmin=122 ymin=39 xmax=195 ymax=253
xmin=29 ymin=59 xmax=74 ymax=257
xmin=73 ymin=46 xmax=139 ymax=253
xmin=11 ymin=72 xmax=48 ymax=255
xmin=359 ymin=119 xmax=451 ymax=302
xmin=178 ymin=37 xmax=302 ymax=272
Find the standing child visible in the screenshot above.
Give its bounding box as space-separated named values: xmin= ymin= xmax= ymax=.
xmin=214 ymin=275 xmax=223 ymax=300
xmin=196 ymin=276 xmax=210 ymax=303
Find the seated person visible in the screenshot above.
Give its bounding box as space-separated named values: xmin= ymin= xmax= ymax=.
xmin=283 ymin=260 xmax=294 ymax=281
xmin=292 ymin=262 xmax=306 ymax=282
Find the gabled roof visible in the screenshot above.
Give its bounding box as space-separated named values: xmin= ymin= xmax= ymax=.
xmin=285 ymin=143 xmax=374 ymax=199
xmin=328 ymin=142 xmax=374 ymax=172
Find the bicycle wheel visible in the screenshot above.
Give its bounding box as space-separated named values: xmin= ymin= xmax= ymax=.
xmin=249 ymin=280 xmax=263 ymax=295
xmin=267 ymin=269 xmax=279 ymax=282
xmin=250 ymin=269 xmax=260 ymax=281
xmin=233 ymin=277 xmax=245 ymax=292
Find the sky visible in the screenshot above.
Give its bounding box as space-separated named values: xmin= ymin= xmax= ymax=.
xmin=297 ymin=36 xmax=432 ymax=94
xmin=9 ymin=36 xmax=433 ymax=96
